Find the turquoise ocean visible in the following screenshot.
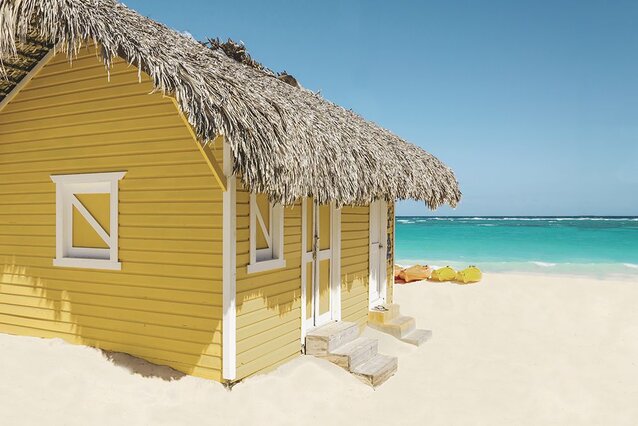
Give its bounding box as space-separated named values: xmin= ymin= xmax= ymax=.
xmin=395 ymin=217 xmax=638 ymax=278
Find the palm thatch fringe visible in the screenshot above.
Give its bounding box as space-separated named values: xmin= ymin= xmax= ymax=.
xmin=0 ymin=0 xmax=461 ymax=208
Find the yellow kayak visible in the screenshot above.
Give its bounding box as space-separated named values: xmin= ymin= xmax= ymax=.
xmin=455 ymin=266 xmax=482 ymax=284
xmin=429 ymin=266 xmax=457 ymax=282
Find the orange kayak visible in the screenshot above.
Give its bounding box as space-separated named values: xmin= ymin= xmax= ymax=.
xmin=399 ymin=265 xmax=433 ymax=283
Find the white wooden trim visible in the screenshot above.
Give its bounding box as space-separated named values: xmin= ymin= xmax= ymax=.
xmin=249 ymin=194 xmax=257 ymax=266
xmin=247 ymin=194 xmax=285 ymax=274
xmin=379 ymin=200 xmax=388 ymax=304
xmin=368 ymin=201 xmax=388 ymax=308
xmin=222 ymin=138 xmax=237 ymax=381
xmin=273 ymin=204 xmax=284 ymax=260
xmin=331 ymin=203 xmax=342 ymax=321
xmin=51 ymin=172 xmax=127 ymax=185
xmin=110 ymin=178 xmax=120 ymax=264
xmin=369 ymin=201 xmax=380 ymax=307
xmin=300 ymin=198 xmax=307 ymax=344
xmin=51 ymin=171 xmax=126 ymax=271
xmin=53 ymin=258 xmax=121 ymax=271
xmin=0 ymin=48 xmax=56 ymax=113
xmin=246 ymin=258 xmax=286 ymax=274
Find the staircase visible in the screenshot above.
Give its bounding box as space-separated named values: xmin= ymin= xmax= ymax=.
xmin=305 ymin=321 xmax=398 ymax=387
xmin=368 ymin=304 xmax=432 ymax=346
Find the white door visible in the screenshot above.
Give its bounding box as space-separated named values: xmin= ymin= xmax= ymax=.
xmin=369 ymin=200 xmax=388 ymax=308
xmin=302 ymin=199 xmax=340 ymax=333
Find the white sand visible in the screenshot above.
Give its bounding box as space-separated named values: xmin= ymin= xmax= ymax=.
xmin=1 ymin=273 xmax=637 ymax=426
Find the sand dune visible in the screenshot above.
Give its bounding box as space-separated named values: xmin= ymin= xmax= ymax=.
xmin=1 ymin=273 xmax=637 ymax=425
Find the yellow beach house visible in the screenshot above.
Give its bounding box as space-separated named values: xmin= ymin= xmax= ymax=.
xmin=0 ymin=0 xmax=460 ymax=386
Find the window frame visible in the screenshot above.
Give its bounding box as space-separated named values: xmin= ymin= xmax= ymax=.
xmin=247 ymin=193 xmax=286 ymax=274
xmin=50 ymin=172 xmax=126 ymax=270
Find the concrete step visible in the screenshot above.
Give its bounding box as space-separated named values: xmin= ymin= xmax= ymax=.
xmin=401 ymin=329 xmax=432 ymax=346
xmin=370 ymin=315 xmax=416 ymax=339
xmin=352 ymin=354 xmax=398 ymax=387
xmin=388 ymin=315 xmax=417 ymax=338
xmin=327 ymin=337 xmax=378 ymax=370
xmin=368 ymin=303 xmax=401 ymax=324
xmin=305 ymin=321 xmax=359 ymax=356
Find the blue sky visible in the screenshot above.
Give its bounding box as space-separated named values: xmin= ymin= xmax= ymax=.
xmin=126 ymin=0 xmax=638 ymax=216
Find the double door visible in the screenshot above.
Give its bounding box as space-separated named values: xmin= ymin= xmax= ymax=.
xmin=303 ymin=198 xmax=338 ymax=330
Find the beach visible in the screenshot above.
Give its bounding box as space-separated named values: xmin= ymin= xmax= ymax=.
xmin=1 ymin=272 xmax=637 ymax=426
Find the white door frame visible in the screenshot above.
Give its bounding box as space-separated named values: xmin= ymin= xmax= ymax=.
xmin=369 ymin=200 xmax=388 ymax=308
xmin=301 ymin=199 xmax=341 ymax=341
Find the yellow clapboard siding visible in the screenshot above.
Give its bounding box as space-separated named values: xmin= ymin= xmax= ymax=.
xmin=236 ymin=279 xmax=300 ymax=304
xmin=341 ymin=221 xmax=369 ymax=232
xmin=0 ymin=241 xmax=222 ymax=266
xmin=342 ymin=263 xmax=368 ymax=276
xmin=0 ymin=127 xmax=193 ymax=154
xmin=0 ymin=151 xmax=206 ymax=175
xmin=236 ymin=269 xmax=300 ymax=291
xmin=340 ymin=205 xmax=371 ymax=328
xmin=236 ymin=291 xmax=300 ymax=316
xmin=6 ymin=80 xmax=154 ymax=108
xmin=342 ymin=246 xmax=368 ymax=258
xmin=118 ymin=249 xmax=220 ymax=267
xmin=0 ymin=103 xmax=179 ymax=133
xmin=0 ymin=277 xmax=219 ymax=305
xmin=237 ymin=328 xmax=300 ymax=366
xmin=1 ymin=264 xmax=219 ymax=293
xmin=237 ymin=318 xmax=300 ymax=355
xmin=341 ymin=230 xmax=369 ymax=242
xmin=0 ymin=113 xmax=185 ymax=139
xmin=0 ymin=204 xmax=55 ymax=215
xmin=235 ymin=252 xmax=301 ymax=269
xmin=0 ymin=286 xmax=219 ymax=318
xmin=119 ymin=238 xmax=221 ymax=254
xmin=342 ymin=289 xmax=369 ymax=310
xmin=18 ymin=67 xmax=146 ymax=97
xmin=0 ymin=48 xmax=223 ymax=380
xmin=236 ymin=344 xmax=300 ymax=380
xmin=1 ymin=95 xmax=170 ymax=128
xmin=21 ymin=65 xmax=139 ymax=92
xmin=0 ymin=140 xmax=195 ymax=166
xmin=118 ymin=226 xmax=222 ymax=241
xmin=120 ymin=189 xmax=224 ymax=203
xmin=236 ymin=308 xmax=300 ymax=342
xmin=341 ymin=253 xmax=368 ymax=266
xmin=0 ymin=164 xmax=216 ymax=186
xmin=0 ymin=235 xmax=54 ymax=247
xmin=0 ymin=301 xmax=216 ymax=332
xmin=230 ymin=182 xmax=304 ymax=379
xmin=2 ymin=254 xmax=221 ymax=280
xmin=341 ymin=214 xmax=370 ymax=224
xmin=0 ymin=304 xmax=221 ymax=344
xmin=119 ymin=214 xmax=219 ymax=229
xmin=119 ymin=201 xmax=222 ymax=215
xmin=342 ymin=302 xmax=369 ymax=319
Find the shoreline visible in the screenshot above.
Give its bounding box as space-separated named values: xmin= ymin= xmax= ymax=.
xmin=394 ymin=261 xmax=638 ymax=282
xmin=395 ymin=270 xmax=638 ymax=283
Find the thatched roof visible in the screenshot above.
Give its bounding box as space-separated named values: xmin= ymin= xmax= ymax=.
xmin=0 ymin=0 xmax=461 ymax=208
